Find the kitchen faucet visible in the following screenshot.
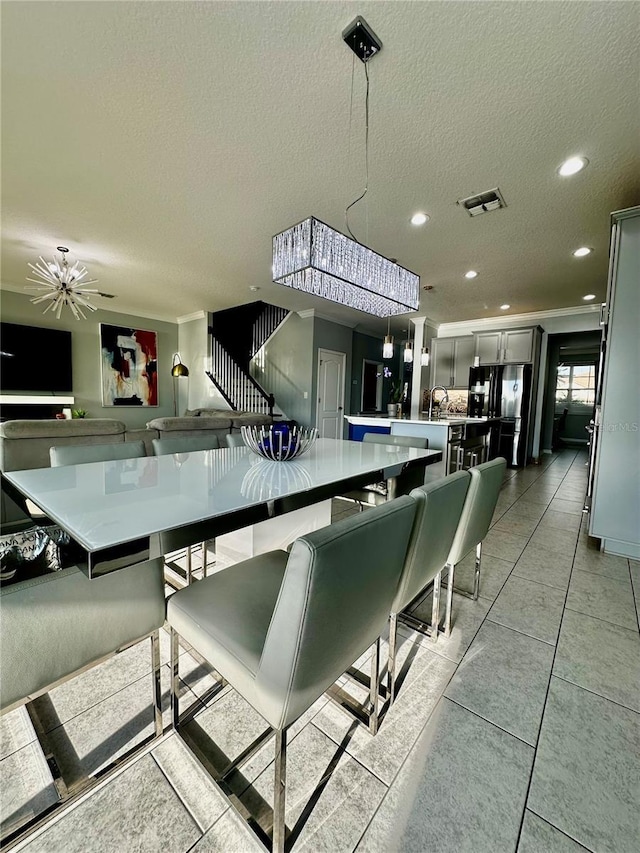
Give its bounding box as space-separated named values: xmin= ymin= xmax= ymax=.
xmin=428 ymin=385 xmax=449 ymax=420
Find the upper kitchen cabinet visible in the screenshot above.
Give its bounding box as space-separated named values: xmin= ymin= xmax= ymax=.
xmin=474 ymin=328 xmax=538 ymax=364
xmin=430 ymin=336 xmax=475 ymax=388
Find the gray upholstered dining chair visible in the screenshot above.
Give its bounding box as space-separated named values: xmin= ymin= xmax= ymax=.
xmin=225 ymin=432 xmax=246 ymax=448
xmin=387 ymin=471 xmax=471 ymax=702
xmin=341 ymin=433 xmax=430 ymax=508
xmin=50 ymin=440 xmax=146 ymax=467
xmin=167 ymin=495 xmax=417 ymax=853
xmin=443 ymin=457 xmax=507 ymax=636
xmin=0 ymin=557 xmax=166 ymax=839
xmin=152 ymin=434 xmax=220 ymax=455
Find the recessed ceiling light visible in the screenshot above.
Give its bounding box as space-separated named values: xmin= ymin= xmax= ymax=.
xmin=249 ymin=285 xmax=260 ymax=292
xmin=465 ymin=270 xmax=478 ymax=279
xmin=583 ymin=294 xmax=596 ymax=301
xmin=558 ymin=156 xmax=589 ymax=177
xmin=573 ymin=247 xmax=592 ymax=257
xmin=410 ymin=212 xmax=429 ymax=226
xmin=500 ymin=304 xmax=510 ymax=310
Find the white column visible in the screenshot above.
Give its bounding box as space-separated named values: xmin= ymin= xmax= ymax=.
xmin=410 ymin=318 xmax=426 ymax=419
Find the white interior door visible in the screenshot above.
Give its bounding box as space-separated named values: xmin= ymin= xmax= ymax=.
xmin=316 ymin=348 xmax=346 ymax=439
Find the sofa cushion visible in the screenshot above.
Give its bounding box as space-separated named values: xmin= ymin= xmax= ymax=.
xmin=183 ymin=408 xmax=230 ymax=417
xmin=147 ymin=416 xmax=233 ymax=432
xmin=191 ymin=408 xmax=231 ymax=417
xmin=231 ymin=412 xmax=273 ymax=428
xmin=0 ymin=419 xmax=126 ymax=439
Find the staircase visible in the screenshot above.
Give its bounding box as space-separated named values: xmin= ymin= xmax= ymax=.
xmin=207 ymin=302 xmax=288 ymax=415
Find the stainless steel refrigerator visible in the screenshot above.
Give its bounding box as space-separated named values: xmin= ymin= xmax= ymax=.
xmin=468 ymin=364 xmax=533 ymax=467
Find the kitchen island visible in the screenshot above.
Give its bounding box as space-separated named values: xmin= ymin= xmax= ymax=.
xmin=345 ymin=415 xmax=500 ymax=476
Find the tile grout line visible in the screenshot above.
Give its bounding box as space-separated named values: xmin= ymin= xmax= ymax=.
xmin=443 ymin=694 xmax=538 ymax=749
xmin=149 ymin=747 xmax=207 ymax=837
xmin=626 ymin=558 xmax=640 ymax=633
xmin=550 ymin=673 xmax=640 ymax=717
xmin=483 ymin=616 xmax=557 ymax=647
xmin=514 ymin=451 xmax=592 ymax=852
xmin=525 ymin=807 xmax=598 ymax=853
xmin=352 ymin=452 xmax=580 ymax=852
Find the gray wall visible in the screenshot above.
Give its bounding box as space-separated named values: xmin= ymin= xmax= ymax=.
xmin=312 ymin=317 xmax=353 ymax=434
xmin=177 ymin=312 xmax=226 ymax=414
xmin=254 ymin=312 xmax=314 ymax=426
xmin=0 ymin=289 xmax=178 ymax=428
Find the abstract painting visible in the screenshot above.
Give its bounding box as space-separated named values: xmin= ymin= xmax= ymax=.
xmin=100 ymin=324 xmax=158 ymax=406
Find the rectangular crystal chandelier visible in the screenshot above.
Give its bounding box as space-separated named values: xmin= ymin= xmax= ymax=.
xmin=272 ymin=217 xmax=420 ymax=317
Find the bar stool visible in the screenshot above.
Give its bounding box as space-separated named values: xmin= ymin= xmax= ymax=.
xmin=167 ymin=496 xmax=416 ymax=853
xmin=443 ymin=457 xmax=507 ymax=635
xmin=1 ymin=557 xmax=165 ymax=844
xmin=387 ymin=471 xmax=470 ymax=702
xmin=340 ymin=433 xmax=430 ymax=508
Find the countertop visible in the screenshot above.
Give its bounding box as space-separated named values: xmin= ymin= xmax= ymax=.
xmin=345 ymin=414 xmax=499 ymax=426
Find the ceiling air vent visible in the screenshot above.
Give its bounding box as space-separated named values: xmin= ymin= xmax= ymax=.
xmin=457 ymin=187 xmax=507 ymax=217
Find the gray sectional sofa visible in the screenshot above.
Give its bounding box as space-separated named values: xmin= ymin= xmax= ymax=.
xmin=0 ymin=409 xmax=273 ymax=474
xmin=0 ymin=411 xmax=272 ymax=533
xmin=0 ymin=418 xmax=147 ymax=473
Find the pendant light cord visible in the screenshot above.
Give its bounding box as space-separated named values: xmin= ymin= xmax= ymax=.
xmin=345 ymin=58 xmax=370 ymax=244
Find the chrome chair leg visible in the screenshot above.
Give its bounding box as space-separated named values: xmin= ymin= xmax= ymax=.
xmin=444 ymin=563 xmax=454 ymax=637
xmin=387 ymin=613 xmax=398 ymax=704
xmin=170 ymin=627 xmax=180 ymax=730
xmin=201 ymin=541 xmax=207 ymax=577
xmin=185 ymin=547 xmax=193 ymax=585
xmin=431 ymin=571 xmax=441 ymax=643
xmin=451 ymin=541 xmax=482 ymax=602
xmin=151 ymin=630 xmax=163 ymax=737
xmin=368 ymin=638 xmax=381 ymax=735
xmin=472 ymin=541 xmax=482 ymax=601
xmin=273 ymin=727 xmax=288 ymax=853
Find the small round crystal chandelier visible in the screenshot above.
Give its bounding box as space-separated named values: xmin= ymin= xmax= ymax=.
xmin=26 ymin=246 xmax=99 ymax=320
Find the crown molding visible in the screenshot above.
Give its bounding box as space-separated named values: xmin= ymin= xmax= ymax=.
xmin=297 ymin=308 xmax=358 ymax=329
xmin=177 ymin=310 xmax=207 ymax=324
xmin=436 ymin=304 xmax=601 ymax=335
xmin=410 ymin=315 xmax=438 ymax=328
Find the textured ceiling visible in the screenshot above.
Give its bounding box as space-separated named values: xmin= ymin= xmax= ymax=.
xmin=1 ymin=1 xmax=639 ymax=335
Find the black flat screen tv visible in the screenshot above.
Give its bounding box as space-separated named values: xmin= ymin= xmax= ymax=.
xmin=0 ymin=322 xmax=73 ymax=393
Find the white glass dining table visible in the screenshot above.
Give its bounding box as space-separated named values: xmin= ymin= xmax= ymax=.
xmin=4 ymin=438 xmax=442 ymax=578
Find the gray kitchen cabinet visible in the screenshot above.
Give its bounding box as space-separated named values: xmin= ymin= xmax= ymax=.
xmin=474 ymin=332 xmax=502 ymax=365
xmin=474 ymin=328 xmax=536 ymax=364
xmin=503 ymin=328 xmax=535 ymax=363
xmin=430 ymin=336 xmax=474 ymax=388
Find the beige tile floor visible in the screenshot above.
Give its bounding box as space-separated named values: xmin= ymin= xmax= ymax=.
xmin=2 ymin=450 xmax=639 ymax=853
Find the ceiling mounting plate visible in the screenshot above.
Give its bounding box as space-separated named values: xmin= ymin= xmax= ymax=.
xmin=342 ymin=17 xmax=382 ymax=62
